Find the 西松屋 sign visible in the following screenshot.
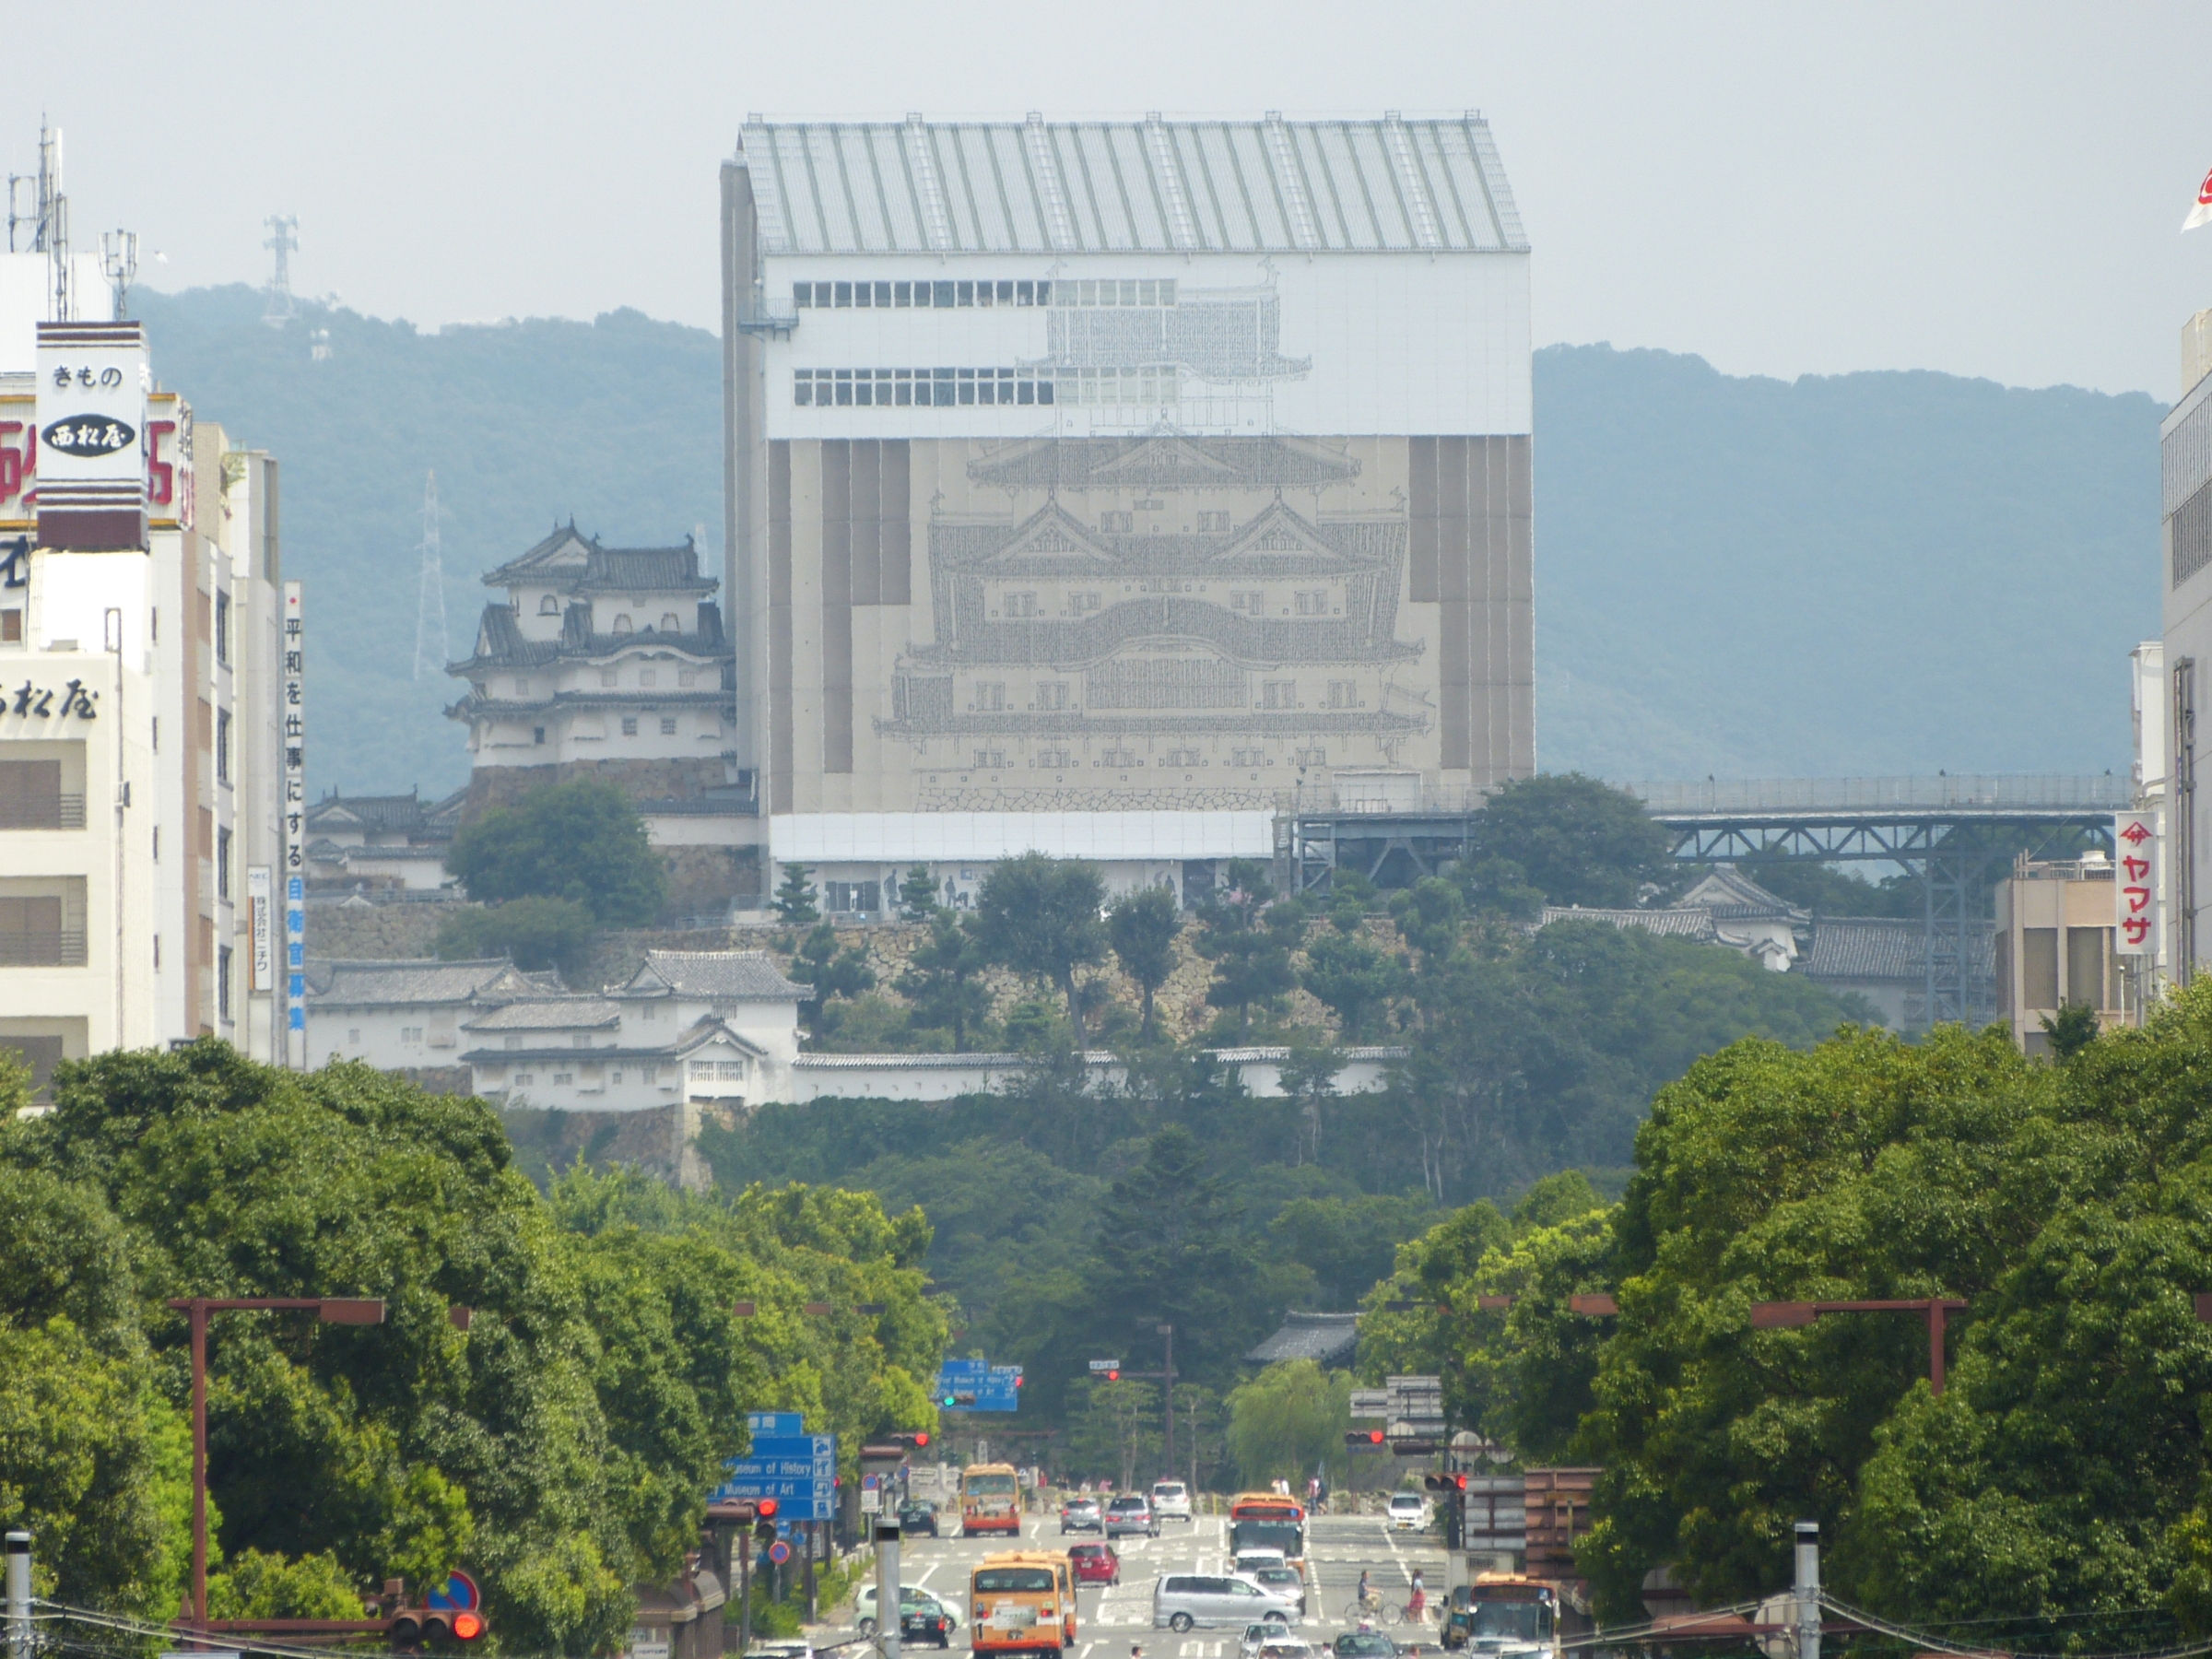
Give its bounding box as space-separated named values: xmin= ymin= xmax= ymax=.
xmin=34 ymin=322 xmax=148 ymax=550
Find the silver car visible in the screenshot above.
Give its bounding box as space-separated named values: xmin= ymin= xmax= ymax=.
xmin=1155 ymin=1574 xmax=1300 ymax=1632
xmin=1106 ymin=1495 xmax=1159 ymax=1539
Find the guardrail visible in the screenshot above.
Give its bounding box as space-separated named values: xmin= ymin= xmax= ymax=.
xmin=0 ymin=794 xmax=88 ymax=829
xmin=0 ymin=928 xmax=88 ymax=966
xmin=1622 ymin=775 xmax=2134 ymax=814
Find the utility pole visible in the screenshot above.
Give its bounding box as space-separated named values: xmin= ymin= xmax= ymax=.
xmin=6 ymin=1532 xmax=29 ymax=1659
xmin=1157 ymin=1324 xmax=1176 ymax=1481
xmin=874 ymin=1517 xmax=901 ymax=1659
xmin=1794 ymin=1521 xmax=1820 ymax=1659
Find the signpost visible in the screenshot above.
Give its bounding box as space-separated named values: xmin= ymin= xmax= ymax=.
xmin=936 ymin=1359 xmax=1021 ymax=1412
xmin=713 ymin=1433 xmax=836 ymax=1519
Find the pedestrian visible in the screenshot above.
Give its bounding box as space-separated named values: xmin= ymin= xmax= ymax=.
xmin=1409 ymin=1570 xmax=1427 ymax=1624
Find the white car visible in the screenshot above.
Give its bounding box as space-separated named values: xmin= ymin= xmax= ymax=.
xmin=1151 ymin=1479 xmax=1194 ymax=1521
xmin=1386 ymin=1492 xmax=1430 ymax=1531
xmin=854 ymin=1583 xmax=966 ymax=1635
xmin=1232 ymin=1549 xmax=1287 ymax=1573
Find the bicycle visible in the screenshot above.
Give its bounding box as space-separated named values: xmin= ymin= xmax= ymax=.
xmin=1340 ymin=1599 xmax=1406 ymax=1627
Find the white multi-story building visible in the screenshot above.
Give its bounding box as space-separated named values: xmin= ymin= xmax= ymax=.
xmin=1 ymin=296 xmax=287 ymax=1088
xmin=719 ymin=113 xmax=1535 ymax=912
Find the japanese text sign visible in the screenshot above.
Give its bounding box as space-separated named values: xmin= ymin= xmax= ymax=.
xmin=2115 ymin=811 xmax=2159 ymax=955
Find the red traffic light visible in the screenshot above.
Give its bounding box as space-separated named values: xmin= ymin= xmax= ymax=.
xmin=1369 ymin=1430 xmax=1385 ymax=1444
xmin=453 ymin=1613 xmax=484 ymax=1641
xmin=757 ymin=1498 xmax=779 ymax=1518
xmin=913 ymin=1431 xmax=930 ymax=1448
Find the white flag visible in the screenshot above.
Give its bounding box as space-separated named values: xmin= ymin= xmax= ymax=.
xmin=2186 ymin=166 xmax=2212 ymax=231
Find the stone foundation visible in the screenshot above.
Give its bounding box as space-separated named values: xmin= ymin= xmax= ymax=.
xmin=664 ymin=844 xmax=763 ymax=917
xmin=304 ymin=900 xmax=457 ymax=961
xmin=499 ymin=1100 xmax=744 ymax=1192
xmin=463 ymin=757 xmax=734 ymax=822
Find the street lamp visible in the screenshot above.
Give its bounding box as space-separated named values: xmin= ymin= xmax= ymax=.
xmin=166 ymin=1296 xmax=386 ymax=1628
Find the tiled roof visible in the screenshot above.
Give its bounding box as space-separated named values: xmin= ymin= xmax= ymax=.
xmin=624 ymin=949 xmax=808 ymax=1002
xmin=1677 ymin=867 xmax=1810 ymax=924
xmin=1538 ymin=906 xmax=1722 ymax=943
xmin=462 ymin=997 xmax=625 ymax=1032
xmin=308 ymin=958 xmax=544 ymax=1007
xmin=1245 ymin=1312 xmax=1362 ymax=1367
xmin=1804 ymin=917 xmax=1994 ymax=982
xmin=481 ymin=525 xmax=594 ymax=586
xmin=571 ymin=544 xmax=717 ymax=595
xmin=736 ymin=115 xmax=1527 ymax=256
xmin=307 ymin=790 xmax=429 ymax=836
xmin=464 ymin=1016 xmax=767 ymax=1067
xmin=448 ymin=602 xmax=728 ymax=677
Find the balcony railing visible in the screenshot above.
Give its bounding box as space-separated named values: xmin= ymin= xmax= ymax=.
xmin=0 ymin=929 xmax=88 ymax=966
xmin=0 ymin=795 xmax=87 ymax=830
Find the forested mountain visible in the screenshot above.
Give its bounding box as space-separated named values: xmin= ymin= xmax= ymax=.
xmin=131 ymin=287 xmax=2161 ymax=794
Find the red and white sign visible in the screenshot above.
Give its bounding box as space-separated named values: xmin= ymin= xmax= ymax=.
xmin=2114 ymin=811 xmax=2159 ymax=955
xmin=2187 ymin=167 xmax=2212 ymax=232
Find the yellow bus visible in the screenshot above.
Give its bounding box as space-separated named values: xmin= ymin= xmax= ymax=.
xmin=971 ymin=1550 xmax=1075 ymax=1656
xmin=961 ymin=1462 xmax=1022 ymax=1536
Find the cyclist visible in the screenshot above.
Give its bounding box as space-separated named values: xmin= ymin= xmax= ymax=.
xmin=1357 ymin=1571 xmax=1374 ymax=1613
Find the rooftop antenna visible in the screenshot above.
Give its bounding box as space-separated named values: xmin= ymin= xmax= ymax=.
xmin=7 ymin=122 xmax=72 ymax=320
xmin=412 ymin=470 xmax=448 ymax=679
xmin=101 ymin=229 xmax=137 ymax=320
xmin=262 ymin=213 xmax=298 ymax=326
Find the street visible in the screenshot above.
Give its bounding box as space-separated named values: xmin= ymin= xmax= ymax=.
xmin=825 ymin=1512 xmax=1451 ymax=1657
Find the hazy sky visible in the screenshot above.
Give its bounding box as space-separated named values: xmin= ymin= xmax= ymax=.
xmin=12 ymin=1 xmax=2212 ymax=397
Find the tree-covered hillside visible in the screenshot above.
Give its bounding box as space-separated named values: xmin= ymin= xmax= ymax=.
xmin=132 ymin=287 xmax=2160 ymax=793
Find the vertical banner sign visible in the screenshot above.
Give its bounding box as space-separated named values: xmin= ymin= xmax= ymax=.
xmin=284 ymin=582 xmax=306 ymax=1065
xmin=32 ymin=321 xmax=148 ymax=550
xmin=247 ymin=865 xmax=272 ymax=991
xmin=2116 ymin=811 xmax=2159 ymax=955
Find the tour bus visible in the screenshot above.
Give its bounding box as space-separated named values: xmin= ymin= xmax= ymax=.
xmin=970 ymin=1550 xmax=1077 ymax=1655
xmin=1227 ymin=1492 xmax=1306 ymax=1569
xmin=962 ymin=1462 xmax=1024 ymax=1536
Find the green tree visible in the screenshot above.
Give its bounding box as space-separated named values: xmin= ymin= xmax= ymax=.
xmin=773 ymin=863 xmax=820 ymax=925
xmin=1108 ymin=886 xmax=1182 ymax=1038
xmin=434 ymin=895 xmax=597 ymax=981
xmin=2041 ymin=1000 xmax=2100 ymax=1059
xmin=790 ymin=922 xmax=876 ymax=1038
xmin=1300 ymin=929 xmax=1406 ymax=1040
xmin=1226 ymin=1360 xmax=1352 ymax=1489
xmin=1463 ymin=773 xmax=1675 ymax=909
xmin=975 ymin=853 xmax=1106 ymax=1034
xmin=1269 ymin=1193 xmax=1436 ymax=1309
xmin=898 ymin=865 xmax=941 ymax=922
xmin=445 ymin=778 xmax=668 ymax=924
xmin=897 ymin=911 xmax=993 ymax=1051
xmin=1199 ymin=862 xmax=1300 ymax=1038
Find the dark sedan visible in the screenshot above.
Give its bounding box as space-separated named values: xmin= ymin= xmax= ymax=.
xmin=898 ymin=1500 xmax=938 ymax=1535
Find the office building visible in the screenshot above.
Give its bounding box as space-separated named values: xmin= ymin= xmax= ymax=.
xmin=720 ymin=114 xmax=1534 ymax=908
xmin=0 ymin=301 xmax=287 ymax=1086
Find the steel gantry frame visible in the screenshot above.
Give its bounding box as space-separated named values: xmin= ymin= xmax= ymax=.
xmin=1280 ymin=779 xmax=2130 ymax=1029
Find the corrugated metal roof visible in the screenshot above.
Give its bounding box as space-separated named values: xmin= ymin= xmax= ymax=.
xmin=736 ymin=115 xmax=1526 ymax=256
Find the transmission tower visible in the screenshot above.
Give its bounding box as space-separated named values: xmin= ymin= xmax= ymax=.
xmin=412 ymin=471 xmax=449 ymax=679
xmin=101 ymin=229 xmax=136 ymax=320
xmin=262 ymin=213 xmax=298 ymax=326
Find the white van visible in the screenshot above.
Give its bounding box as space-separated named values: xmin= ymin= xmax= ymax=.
xmin=1386 ymin=1492 xmax=1429 ymax=1531
xmin=1155 ymin=1574 xmax=1300 ymax=1632
xmin=1151 ymin=1479 xmax=1194 ymax=1521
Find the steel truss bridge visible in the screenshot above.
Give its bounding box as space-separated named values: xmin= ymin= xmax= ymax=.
xmin=1279 ymin=775 xmax=2134 ymax=1026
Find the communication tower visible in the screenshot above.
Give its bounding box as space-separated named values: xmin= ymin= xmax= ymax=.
xmin=101 ymin=229 xmax=137 ymax=320
xmin=262 ymin=213 xmax=299 ymax=326
xmin=7 ymin=120 xmax=73 ymax=321
xmin=413 ymin=471 xmax=449 ymax=679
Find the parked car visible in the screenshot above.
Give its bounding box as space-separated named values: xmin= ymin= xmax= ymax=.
xmin=855 ymin=1583 xmax=964 ymax=1636
xmin=1385 ymin=1492 xmax=1429 ymax=1531
xmin=898 ymin=1500 xmax=939 ymax=1535
xmin=1155 ymin=1573 xmax=1300 ymax=1631
xmin=1106 ymin=1495 xmax=1159 ymax=1539
xmin=1151 ymin=1479 xmax=1194 ymax=1521
xmin=1068 ymin=1541 xmax=1121 ymax=1585
xmin=1061 ymin=1497 xmax=1103 ymax=1535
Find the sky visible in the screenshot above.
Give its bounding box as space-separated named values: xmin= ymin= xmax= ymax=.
xmin=9 ymin=1 xmax=2212 ymax=398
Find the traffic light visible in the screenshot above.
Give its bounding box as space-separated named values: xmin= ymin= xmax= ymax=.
xmin=1106 ymin=1369 xmax=1120 ymax=1382
xmin=913 ymin=1431 xmax=930 ymax=1448
xmin=1423 ymin=1473 xmax=1469 ymax=1492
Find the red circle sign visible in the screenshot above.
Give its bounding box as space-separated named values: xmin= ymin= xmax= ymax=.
xmin=427 ymin=1571 xmax=481 ymax=1612
xmin=768 ymin=1540 xmax=793 ymax=1565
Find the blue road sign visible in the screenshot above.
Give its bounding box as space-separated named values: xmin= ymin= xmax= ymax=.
xmin=747 ymin=1411 xmax=805 ymax=1437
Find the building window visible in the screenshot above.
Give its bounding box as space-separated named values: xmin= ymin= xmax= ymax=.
xmin=972 ymin=749 xmax=1005 ymax=770
xmin=639 ymin=669 xmax=656 ymax=688
xmin=1164 ymin=747 xmax=1202 ymax=767
xmin=1033 ymin=747 xmax=1073 ymax=770
xmin=641 ymin=1065 xmax=657 ymax=1084
xmin=1100 ymin=511 xmax=1133 ymax=533
xmin=571 ymin=1034 xmax=591 ymax=1048
xmin=1230 ymin=590 xmax=1264 ymax=613
xmin=218 ymin=947 xmax=233 ymax=1020
xmin=0 ymin=609 xmax=19 ymax=644
xmin=1005 ymin=593 xmax=1039 ymax=618
xmin=975 ymin=683 xmax=1006 ymax=712
xmin=1070 ymin=592 xmax=1102 ymax=616
xmin=1098 ymin=749 xmax=1140 ymax=769
xmin=217 ymin=828 xmax=231 ymax=899
xmin=613 ymin=614 xmax=633 ymax=634
xmin=215 ymin=709 xmax=230 ymax=782
xmin=533 ymin=726 xmax=546 ymax=745
xmin=538 ymin=594 xmax=559 ymax=615
xmin=214 ymin=591 xmax=231 ymax=665
xmin=552 ymin=1072 xmax=572 ymax=1086
xmin=621 ymin=716 xmax=639 ymax=735
xmin=1197 ymin=511 xmax=1233 ymax=533
xmin=400 ymin=1026 xmax=422 ymax=1043
xmin=514 ymin=678 xmax=530 ymax=696
xmin=661 ymin=612 xmax=679 ymax=631
xmin=1260 ymin=681 xmax=1298 ymax=710
xmin=1231 ymin=747 xmax=1271 ymax=768
xmin=1326 ymin=680 xmax=1360 ymax=710
xmin=1036 ymin=682 xmax=1069 ymax=711
xmin=347 ymin=1028 xmax=361 ymax=1044
xmin=512 ymin=1072 xmax=535 ymax=1087
xmin=1296 ymin=746 xmax=1328 ymax=767
xmin=610 ymin=1069 xmax=623 ymax=1084
xmin=793 ymin=367 xmax=1055 ymax=408
xmin=659 ymin=716 xmax=677 ymax=735
xmin=601 ymin=669 xmax=618 ymax=687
